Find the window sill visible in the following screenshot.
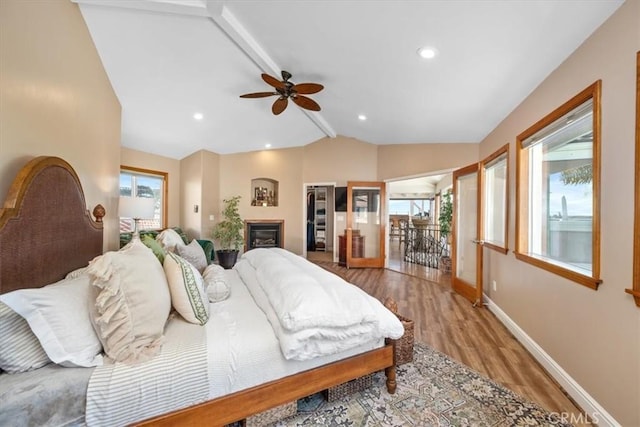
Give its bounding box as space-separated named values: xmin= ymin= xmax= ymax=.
xmin=514 ymin=251 xmax=602 ymax=290
xmin=483 ymin=242 xmax=508 ymax=255
xmin=625 ymin=289 xmax=640 ymax=307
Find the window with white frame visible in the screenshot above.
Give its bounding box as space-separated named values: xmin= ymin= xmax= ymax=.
xmin=119 ymin=166 xmax=167 ymax=232
xmin=515 ymin=81 xmax=601 ymax=289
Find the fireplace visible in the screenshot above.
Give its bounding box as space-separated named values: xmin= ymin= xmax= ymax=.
xmin=245 ymin=220 xmax=284 ymax=251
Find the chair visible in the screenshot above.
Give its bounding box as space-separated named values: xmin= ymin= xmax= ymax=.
xmin=389 ymin=217 xmax=402 ymax=240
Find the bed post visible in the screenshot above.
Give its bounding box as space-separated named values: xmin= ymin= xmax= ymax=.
xmin=385 ymin=358 xmax=397 ymax=394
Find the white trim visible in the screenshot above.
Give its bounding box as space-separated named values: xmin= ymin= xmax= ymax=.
xmin=484 ymin=296 xmax=620 ymax=427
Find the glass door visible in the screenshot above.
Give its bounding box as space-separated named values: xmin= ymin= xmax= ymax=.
xmin=345 ymin=181 xmax=385 ymax=268
xmin=452 ymin=163 xmax=483 ymax=305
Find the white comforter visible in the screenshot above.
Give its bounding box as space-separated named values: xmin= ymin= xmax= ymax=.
xmin=236 ymin=248 xmax=404 ymax=360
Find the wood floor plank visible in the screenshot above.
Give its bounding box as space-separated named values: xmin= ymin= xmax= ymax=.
xmin=310 ymin=248 xmax=591 ymax=426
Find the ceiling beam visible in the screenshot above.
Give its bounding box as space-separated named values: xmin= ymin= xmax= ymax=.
xmin=74 ymin=0 xmax=336 ymax=139
xmin=205 ymin=1 xmax=336 ymax=138
xmin=71 ymin=0 xmax=210 ymax=17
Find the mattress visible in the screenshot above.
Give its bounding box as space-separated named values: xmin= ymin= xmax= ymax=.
xmin=84 ymin=268 xmax=382 ymax=425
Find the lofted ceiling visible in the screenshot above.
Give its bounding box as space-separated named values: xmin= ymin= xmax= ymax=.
xmin=74 ymin=0 xmax=623 ymax=159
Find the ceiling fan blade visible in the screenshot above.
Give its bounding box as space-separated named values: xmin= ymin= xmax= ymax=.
xmin=262 ymin=73 xmax=285 ymax=89
xmin=239 ymin=92 xmax=278 ymax=98
xmin=292 ymin=83 xmax=324 ymax=94
xmin=292 ymin=95 xmax=321 ymax=111
xmin=272 ymin=97 xmax=288 ymax=115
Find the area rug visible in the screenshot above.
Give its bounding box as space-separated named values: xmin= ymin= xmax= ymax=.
xmin=273 ymin=343 xmax=572 ymax=426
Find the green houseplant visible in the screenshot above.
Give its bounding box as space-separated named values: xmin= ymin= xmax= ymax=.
xmin=438 ymin=190 xmax=453 ymax=272
xmin=438 ymin=190 xmax=453 ymax=241
xmin=212 ymin=195 xmax=244 ymax=269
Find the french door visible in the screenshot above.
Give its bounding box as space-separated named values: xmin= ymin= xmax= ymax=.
xmin=452 ymin=163 xmax=484 ymax=305
xmin=345 ymin=181 xmax=386 ymax=268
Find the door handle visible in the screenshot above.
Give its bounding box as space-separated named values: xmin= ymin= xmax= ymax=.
xmin=472 ymin=239 xmax=484 ymax=245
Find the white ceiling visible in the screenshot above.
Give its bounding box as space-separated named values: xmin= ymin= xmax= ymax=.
xmin=75 ymin=0 xmax=623 ymax=159
xmin=388 ymin=174 xmax=447 ymax=199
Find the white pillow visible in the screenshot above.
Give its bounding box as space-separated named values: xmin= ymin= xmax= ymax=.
xmin=203 ymin=264 xmax=230 ymax=302
xmin=65 ymin=266 xmax=88 ymax=279
xmin=88 ymin=239 xmax=171 ymax=364
xmin=164 ymin=253 xmax=210 ymax=325
xmin=203 ymin=263 xmax=225 ymax=278
xmin=156 ymin=228 xmax=185 ymax=252
xmin=177 ymin=239 xmax=208 ymax=273
xmin=0 ymin=302 xmax=50 ymax=373
xmin=0 ymin=276 xmax=103 ymax=368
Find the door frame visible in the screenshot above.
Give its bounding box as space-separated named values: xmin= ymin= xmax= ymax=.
xmin=345 ymin=181 xmax=386 ymax=268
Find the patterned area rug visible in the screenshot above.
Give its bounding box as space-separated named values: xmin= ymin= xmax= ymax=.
xmin=272 ymin=343 xmax=572 ymax=426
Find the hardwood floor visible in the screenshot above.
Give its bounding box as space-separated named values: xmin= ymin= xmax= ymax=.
xmin=313 ymin=245 xmax=591 ymax=426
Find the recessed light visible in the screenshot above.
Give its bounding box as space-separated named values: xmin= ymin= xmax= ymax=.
xmin=358 ymin=114 xmax=367 ymax=121
xmin=417 ymin=47 xmax=437 ymax=59
xmin=193 ymin=112 xmax=203 ymax=120
xmin=265 ymin=143 xmax=272 ymax=149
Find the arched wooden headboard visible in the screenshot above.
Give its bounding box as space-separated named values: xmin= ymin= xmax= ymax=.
xmin=0 ymin=156 xmax=104 ymax=294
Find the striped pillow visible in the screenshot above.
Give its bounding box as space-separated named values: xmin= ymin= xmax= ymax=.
xmin=0 ymin=302 xmax=50 ymax=373
xmin=164 ymin=253 xmax=209 ymax=325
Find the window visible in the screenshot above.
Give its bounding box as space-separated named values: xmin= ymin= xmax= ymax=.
xmin=515 ymin=81 xmax=601 ymax=289
xmin=481 ymin=144 xmax=509 ymax=253
xmin=119 ymin=166 xmax=168 ymax=232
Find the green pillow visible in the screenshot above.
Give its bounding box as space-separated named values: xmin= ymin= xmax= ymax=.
xmin=141 ymin=235 xmax=167 ymax=265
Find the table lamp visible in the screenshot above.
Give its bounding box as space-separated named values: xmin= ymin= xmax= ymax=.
xmin=119 ymin=196 xmax=155 ymax=238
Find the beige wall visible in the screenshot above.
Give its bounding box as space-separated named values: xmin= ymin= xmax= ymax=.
xmin=377 ymin=143 xmax=479 ymax=180
xmin=121 ymin=147 xmax=181 ymax=230
xmin=179 ymin=151 xmax=202 ymax=239
xmin=480 ymin=1 xmax=639 ymax=424
xmin=201 ymin=150 xmax=220 ymax=240
xmin=219 ymin=147 xmax=305 ymax=253
xmin=176 ymin=149 xmax=220 ymax=241
xmin=303 ymin=136 xmax=378 ymax=183
xmin=0 ymin=0 xmax=121 ymax=251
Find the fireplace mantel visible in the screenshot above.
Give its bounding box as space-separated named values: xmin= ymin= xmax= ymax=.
xmin=244 ymin=220 xmax=284 ymax=251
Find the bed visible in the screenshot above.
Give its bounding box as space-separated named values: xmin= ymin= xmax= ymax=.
xmin=0 ymin=156 xmax=402 ymax=426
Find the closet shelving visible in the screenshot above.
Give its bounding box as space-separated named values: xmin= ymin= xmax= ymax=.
xmin=314 ymin=187 xmax=327 ymax=251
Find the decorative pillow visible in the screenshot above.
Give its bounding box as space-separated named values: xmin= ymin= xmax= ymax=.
xmin=0 ymin=276 xmax=103 ymax=368
xmin=203 ymin=264 xmax=230 ymax=302
xmin=142 ymin=234 xmax=167 ymax=264
xmin=88 ymin=239 xmax=171 ymax=364
xmin=203 ymin=263 xmax=225 ymax=278
xmin=156 ymin=228 xmax=185 ymax=253
xmin=0 ymin=302 xmax=50 ymax=373
xmin=164 ymin=253 xmax=210 ymax=325
xmin=177 ymin=239 xmax=208 ymax=273
xmin=65 ymin=266 xmax=89 ymax=279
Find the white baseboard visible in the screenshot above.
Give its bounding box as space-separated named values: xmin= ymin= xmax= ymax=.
xmin=484 ymin=296 xmax=620 ymax=427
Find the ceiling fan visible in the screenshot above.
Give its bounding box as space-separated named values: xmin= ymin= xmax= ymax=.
xmin=239 ymin=71 xmax=324 ymax=115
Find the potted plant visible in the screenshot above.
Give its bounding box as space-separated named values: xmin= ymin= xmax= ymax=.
xmin=438 ymin=190 xmax=453 ymax=273
xmin=212 ymin=195 xmax=244 ymax=269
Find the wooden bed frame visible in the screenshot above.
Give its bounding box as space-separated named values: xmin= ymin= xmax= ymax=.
xmin=0 ymin=156 xmax=397 ymax=427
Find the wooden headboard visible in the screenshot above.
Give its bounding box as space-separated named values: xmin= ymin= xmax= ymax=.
xmin=0 ymin=156 xmax=105 ymax=294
